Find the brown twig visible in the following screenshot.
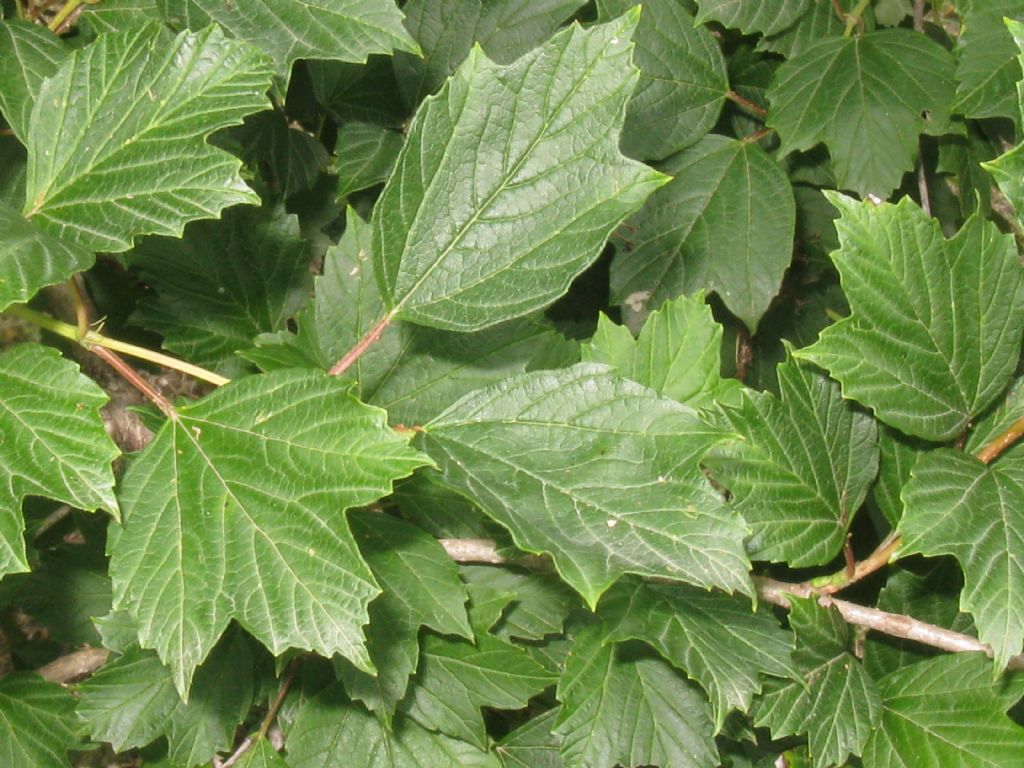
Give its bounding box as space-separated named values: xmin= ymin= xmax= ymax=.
xmin=328 ymin=310 xmax=395 ymax=377
xmin=36 ymin=647 xmax=110 ymax=684
xmin=89 ymin=346 xmax=178 ymax=420
xmin=726 ymin=90 xmax=768 ymax=118
xmin=221 ymin=658 xmax=299 ymax=767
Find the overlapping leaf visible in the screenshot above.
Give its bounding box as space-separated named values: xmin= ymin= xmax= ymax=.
xmin=496 ymin=709 xmax=563 ymax=768
xmin=704 ymin=354 xmax=879 ymax=566
xmin=374 ymin=12 xmax=666 ymax=331
xmin=862 ymin=654 xmax=1024 ymax=767
xmin=554 ymin=624 xmax=718 ymax=768
xmin=24 ymin=23 xmax=273 ymax=253
xmin=600 ymin=0 xmax=728 ymax=160
xmin=0 ymin=203 xmax=93 ymax=312
xmin=461 ymin=564 xmax=578 ymax=642
xmin=899 ymin=449 xmax=1024 ymax=669
xmin=158 ymin=0 xmax=418 ymax=81
xmin=767 ymin=29 xmax=954 ymax=196
xmin=598 ymin=579 xmax=795 ymax=728
xmin=288 ymin=683 xmax=501 ymax=768
xmin=984 ymin=19 xmax=1024 ymax=225
xmin=0 ymin=21 xmax=69 ymax=142
xmin=583 ymin=292 xmax=740 ymax=409
xmin=421 ymin=364 xmax=752 ymax=608
xmin=0 ymin=344 xmax=118 ymax=578
xmin=108 ymin=369 xmax=428 ymax=695
xmin=758 ymin=0 xmax=849 ymax=58
xmin=332 ymin=123 xmax=404 ymax=200
xmin=0 ymin=673 xmax=79 ymax=768
xmin=955 ymin=3 xmax=1022 ymax=128
xmin=131 ymin=204 xmax=313 ymax=377
xmin=337 ymin=512 xmax=472 ymax=717
xmin=695 ymin=0 xmax=811 ymax=36
xmin=610 ymin=134 xmax=795 ymax=333
xmin=754 ymin=598 xmax=881 ymax=768
xmin=797 ymin=195 xmax=1024 ymax=442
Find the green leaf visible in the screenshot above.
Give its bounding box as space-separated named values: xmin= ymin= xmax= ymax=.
xmin=954 ymin=4 xmax=1023 ymax=129
xmin=695 ymin=0 xmax=812 ymax=36
xmin=871 ymin=426 xmax=924 ymax=528
xmin=332 ymin=122 xmax=404 ymax=200
xmin=398 ymin=623 xmax=556 ymax=749
xmin=159 ymin=0 xmax=419 ymax=82
xmin=0 ymin=673 xmax=79 ymax=768
xmin=610 ymin=134 xmax=795 ymax=333
xmin=598 ymin=579 xmax=796 ymax=729
xmin=80 ymin=0 xmax=161 ymax=35
xmin=758 ymin=0 xmax=849 ymax=59
xmin=0 ymin=344 xmax=119 ymax=578
xmin=796 ymin=195 xmax=1024 ymax=442
xmin=288 ymin=683 xmax=502 ymax=768
xmin=754 ymin=598 xmax=881 ymax=768
xmin=474 ymin=0 xmax=585 ymax=64
xmin=309 ymin=58 xmax=408 ymax=128
xmin=18 ymin=549 xmax=112 ymax=646
xmin=108 ymin=369 xmax=428 ymax=695
xmin=24 ymin=23 xmax=273 ymax=253
xmin=131 ymin=204 xmax=313 ymax=377
xmin=0 ymin=138 xmax=26 ymax=209
xmin=984 ymin=19 xmax=1024 ymax=225
xmin=234 ymin=738 xmax=288 ymax=768
xmin=421 ymin=364 xmax=752 ymax=608
xmin=461 ymin=564 xmax=579 ymax=642
xmin=767 ymin=29 xmax=954 ymax=197
xmin=704 ymin=354 xmax=879 ymax=567
xmin=336 ymin=511 xmax=472 ymax=716
xmin=0 ymin=21 xmax=70 ymax=143
xmin=862 ymin=654 xmax=1024 ymax=767
xmin=248 ymin=210 xmax=575 ymax=425
xmin=496 ymin=709 xmax=563 ymax=768
xmin=899 ymin=449 xmax=1024 ymax=669
xmin=583 ymin=292 xmax=741 ymax=409
xmin=373 ymin=12 xmax=666 ymax=331
xmin=0 ymin=202 xmax=94 ymax=313
xmin=554 ymin=625 xmax=719 ymax=768
xmin=616 ymin=0 xmax=728 ymax=160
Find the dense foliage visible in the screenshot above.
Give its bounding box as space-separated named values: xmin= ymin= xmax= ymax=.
xmin=1 ymin=1 xmax=1024 ymax=766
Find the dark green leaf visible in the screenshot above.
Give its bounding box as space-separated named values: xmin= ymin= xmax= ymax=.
xmin=461 ymin=564 xmax=579 ymax=641
xmin=695 ymin=0 xmax=812 ymax=36
xmin=497 ymin=709 xmax=564 ymax=768
xmin=0 ymin=21 xmax=70 ymax=143
xmin=954 ymin=4 xmax=1022 ymax=128
xmin=0 ymin=673 xmax=79 ymax=768
xmin=332 ymin=122 xmax=404 ymax=200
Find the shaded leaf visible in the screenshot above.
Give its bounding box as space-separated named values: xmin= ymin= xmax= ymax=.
xmin=497 ymin=709 xmax=563 ymax=768
xmin=24 ymin=23 xmax=273 ymax=253
xmin=0 ymin=673 xmax=79 ymax=768
xmin=461 ymin=564 xmax=579 ymax=642
xmin=610 ymin=134 xmax=795 ymax=333
xmin=583 ymin=291 xmax=741 ymax=409
xmin=554 ymin=625 xmax=718 ymax=768
xmin=109 ymin=369 xmax=427 ymax=694
xmin=598 ymin=579 xmax=796 ymax=729
xmin=704 ymin=354 xmax=878 ymax=567
xmin=0 ymin=344 xmax=118 ymax=578
xmin=796 ymin=195 xmax=1024 ymax=442
xmin=871 ymin=426 xmax=924 ymax=528
xmin=0 ymin=21 xmax=70 ymax=143
xmin=754 ymin=598 xmax=881 ymax=768
xmin=421 ymin=364 xmax=752 ymax=608
xmin=695 ymin=0 xmax=812 ymax=36
xmin=767 ymin=29 xmax=954 ymax=197
xmin=234 ymin=738 xmax=288 ymax=768
xmin=899 ymin=449 xmax=1024 ymax=669
xmin=131 ymin=204 xmax=312 ymax=377
xmin=331 ymin=122 xmax=404 ymax=200
xmin=758 ymin=0 xmax=850 ymax=59
xmin=955 ymin=4 xmax=1022 ymax=129
xmin=374 ymin=12 xmax=666 ymax=331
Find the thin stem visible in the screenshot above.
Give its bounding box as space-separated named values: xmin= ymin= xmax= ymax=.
xmin=222 ymin=659 xmax=299 ymax=766
xmin=47 ymin=0 xmax=82 ymax=31
xmin=726 ymin=90 xmax=767 ymax=118
xmin=67 ymin=276 xmax=91 ymax=340
xmin=975 ymin=415 xmax=1024 ymax=464
xmin=328 ymin=310 xmax=396 ymax=376
xmin=843 ymin=0 xmax=870 ymax=36
xmin=741 ymin=127 xmax=774 ymax=145
xmin=91 ymin=346 xmax=177 ymax=419
xmin=812 ymin=530 xmax=903 ymax=594
xmin=6 ymin=304 xmax=230 ymax=387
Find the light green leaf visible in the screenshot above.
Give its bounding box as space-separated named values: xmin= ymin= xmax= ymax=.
xmin=398 ymin=625 xmax=556 ymax=749
xmin=108 ymin=369 xmax=428 ymax=695
xmin=24 ymin=23 xmax=273 ymax=253
xmin=336 ymin=512 xmax=472 ymax=716
xmin=0 ymin=344 xmax=118 ymax=578
xmin=496 ymin=709 xmax=563 ymax=768
xmin=616 ymin=0 xmax=728 ymax=160
xmin=598 ymin=579 xmax=796 ymax=729
xmin=247 ymin=210 xmax=575 ymax=425
xmin=0 ymin=673 xmax=79 ymax=768
xmin=159 ymin=0 xmax=419 ymax=81
xmin=796 ymin=195 xmax=1024 ymax=442
xmin=131 ymin=204 xmax=312 ymax=377
xmin=695 ymin=0 xmax=812 ymax=36
xmin=583 ymin=292 xmax=741 ymax=409
xmin=610 ymin=134 xmax=795 ymax=333
xmin=754 ymin=598 xmax=881 ymax=768
xmin=332 ymin=122 xmax=404 ymax=200
xmin=704 ymin=354 xmax=879 ymax=567
xmin=0 ymin=21 xmax=70 ymax=143
xmin=288 ymin=683 xmax=502 ymax=768
xmin=874 ymin=0 xmax=912 ymax=26
xmin=862 ymin=654 xmax=1024 ymax=767
xmin=374 ymin=12 xmax=666 ymax=331
xmin=767 ymin=29 xmax=954 ymax=197
xmin=421 ymin=364 xmax=752 ymax=608
xmin=955 ymin=4 xmax=1022 ymax=129
xmin=0 ymin=202 xmax=94 ymax=313
xmin=554 ymin=624 xmax=719 ymax=768
xmin=985 ymin=19 xmax=1024 ymax=226
xmin=899 ymin=449 xmax=1024 ymax=669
